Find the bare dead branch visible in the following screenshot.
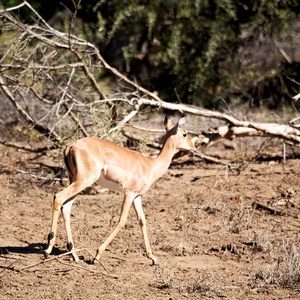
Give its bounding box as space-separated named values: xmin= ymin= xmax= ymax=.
xmin=0 ymin=1 xmax=27 ymax=12
xmin=109 ymin=110 xmax=139 ymax=133
xmin=29 ymin=87 xmax=54 ymax=105
xmin=122 ymin=130 xmax=162 ymax=149
xmin=17 ymin=248 xmax=86 ymax=271
xmin=192 ymin=150 xmax=229 ymax=165
xmin=292 ymin=93 xmax=300 ymax=101
xmin=1 ymin=245 xmax=119 ymax=278
xmin=63 ymin=102 xmax=89 ymax=137
xmin=55 ymin=258 xmax=119 ymax=278
xmin=129 ymin=123 xmax=165 ymax=133
xmin=252 ymin=202 xmax=285 ymax=216
xmin=136 ymin=98 xmax=300 ymax=145
xmin=73 ymin=51 xmax=107 ymax=100
xmin=83 ymin=249 xmax=110 ymax=274
xmin=93 ymin=50 xmax=163 ymax=102
xmin=0 ymin=76 xmax=61 ymax=145
xmin=0 ymin=62 xmax=85 ymax=70
xmin=14 ymin=168 xmax=68 ymax=182
xmin=0 ymin=258 xmax=20 ymax=274
xmin=0 ymin=139 xmax=51 ymax=152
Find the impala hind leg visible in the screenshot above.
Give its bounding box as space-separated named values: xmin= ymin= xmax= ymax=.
xmin=93 ymin=192 xmax=136 ymax=263
xmin=61 ymin=199 xmax=79 ymax=262
xmin=44 ymin=180 xmax=93 ymax=259
xmin=133 ymin=196 xmax=158 ymax=265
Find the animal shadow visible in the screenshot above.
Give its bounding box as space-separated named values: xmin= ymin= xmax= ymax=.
xmin=0 ymin=242 xmax=64 ymax=256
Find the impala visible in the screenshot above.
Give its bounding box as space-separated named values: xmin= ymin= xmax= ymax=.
xmin=44 ymin=115 xmax=195 ymax=265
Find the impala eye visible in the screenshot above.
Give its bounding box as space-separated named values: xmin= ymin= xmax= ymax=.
xmin=183 ymin=133 xmax=187 ymax=138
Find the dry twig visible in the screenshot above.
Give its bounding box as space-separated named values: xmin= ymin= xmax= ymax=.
xmin=3 ymin=248 xmax=120 ymax=278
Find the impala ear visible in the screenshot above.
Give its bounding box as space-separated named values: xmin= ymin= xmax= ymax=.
xmin=164 ymin=116 xmax=174 ymax=131
xmin=172 ymin=115 xmax=186 ymax=133
xmin=178 ymin=115 xmax=186 ymax=127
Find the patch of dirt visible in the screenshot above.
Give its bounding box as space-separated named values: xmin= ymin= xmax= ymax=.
xmin=0 ymin=144 xmax=300 ymax=299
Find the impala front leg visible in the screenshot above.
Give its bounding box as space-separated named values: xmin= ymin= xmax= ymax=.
xmin=133 ymin=196 xmax=158 ymax=265
xmin=93 ymin=192 xmax=136 ymax=263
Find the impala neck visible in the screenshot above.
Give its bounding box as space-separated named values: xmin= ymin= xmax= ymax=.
xmin=150 ymin=136 xmax=176 ymax=183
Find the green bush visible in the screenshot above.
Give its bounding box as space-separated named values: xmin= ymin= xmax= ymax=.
xmin=1 ymin=0 xmax=299 ymax=108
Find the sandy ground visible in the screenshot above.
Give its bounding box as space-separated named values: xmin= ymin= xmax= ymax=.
xmin=0 ymin=142 xmax=300 ymax=299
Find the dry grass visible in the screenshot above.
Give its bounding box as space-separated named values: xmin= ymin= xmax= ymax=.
xmin=252 ymin=237 xmax=300 ymax=290
xmin=155 ymin=266 xmax=216 ymax=296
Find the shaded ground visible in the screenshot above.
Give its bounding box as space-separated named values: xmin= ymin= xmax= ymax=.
xmin=0 ymin=141 xmax=300 ymax=299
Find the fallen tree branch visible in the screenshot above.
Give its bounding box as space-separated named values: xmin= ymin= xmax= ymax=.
xmin=0 ymin=139 xmax=52 ymax=152
xmin=83 ymin=249 xmax=110 ymax=274
xmin=192 ymin=150 xmax=229 ymax=165
xmin=17 ymin=249 xmax=85 ymax=271
xmin=14 ymin=168 xmax=68 ymax=182
xmin=3 ymin=247 xmax=120 ymax=278
xmin=129 ymin=123 xmax=165 ymax=133
xmin=122 ymin=130 xmax=161 ymax=149
xmin=0 ymin=258 xmax=20 ymax=274
xmin=252 ymin=202 xmax=285 ymax=216
xmin=55 ymin=258 xmax=119 ymax=278
xmin=137 ymin=98 xmax=246 ymax=126
xmin=136 ymin=98 xmax=300 ymax=145
xmin=109 ymin=109 xmax=139 ymax=133
xmin=0 ymin=75 xmax=61 ymax=145
xmin=0 ymin=62 xmax=85 ymax=70
xmin=13 ymin=248 xmax=118 ymax=278
xmin=193 ymin=123 xmax=300 ymax=146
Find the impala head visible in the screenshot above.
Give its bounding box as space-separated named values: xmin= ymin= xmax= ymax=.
xmin=164 ymin=115 xmax=195 ymax=151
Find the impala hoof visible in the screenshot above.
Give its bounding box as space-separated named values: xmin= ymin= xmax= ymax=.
xmin=44 ymin=250 xmax=49 ymax=259
xmin=92 ymin=254 xmax=101 ymax=264
xmin=151 ymin=257 xmax=159 ymax=266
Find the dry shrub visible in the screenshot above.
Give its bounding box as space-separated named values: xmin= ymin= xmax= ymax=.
xmin=155 ymin=266 xmax=216 ymax=296
xmin=246 ymin=220 xmax=281 ymax=254
xmin=205 ymin=199 xmax=257 ymax=235
xmin=253 ymin=238 xmax=300 ymax=289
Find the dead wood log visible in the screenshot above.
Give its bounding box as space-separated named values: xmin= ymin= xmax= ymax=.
xmin=193 ymin=123 xmax=300 ymax=146
xmin=137 ymin=98 xmax=300 ymax=145
xmin=252 ymin=201 xmax=285 ymax=216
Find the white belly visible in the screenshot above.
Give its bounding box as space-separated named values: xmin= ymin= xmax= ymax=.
xmin=96 ymin=172 xmax=123 ymax=192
